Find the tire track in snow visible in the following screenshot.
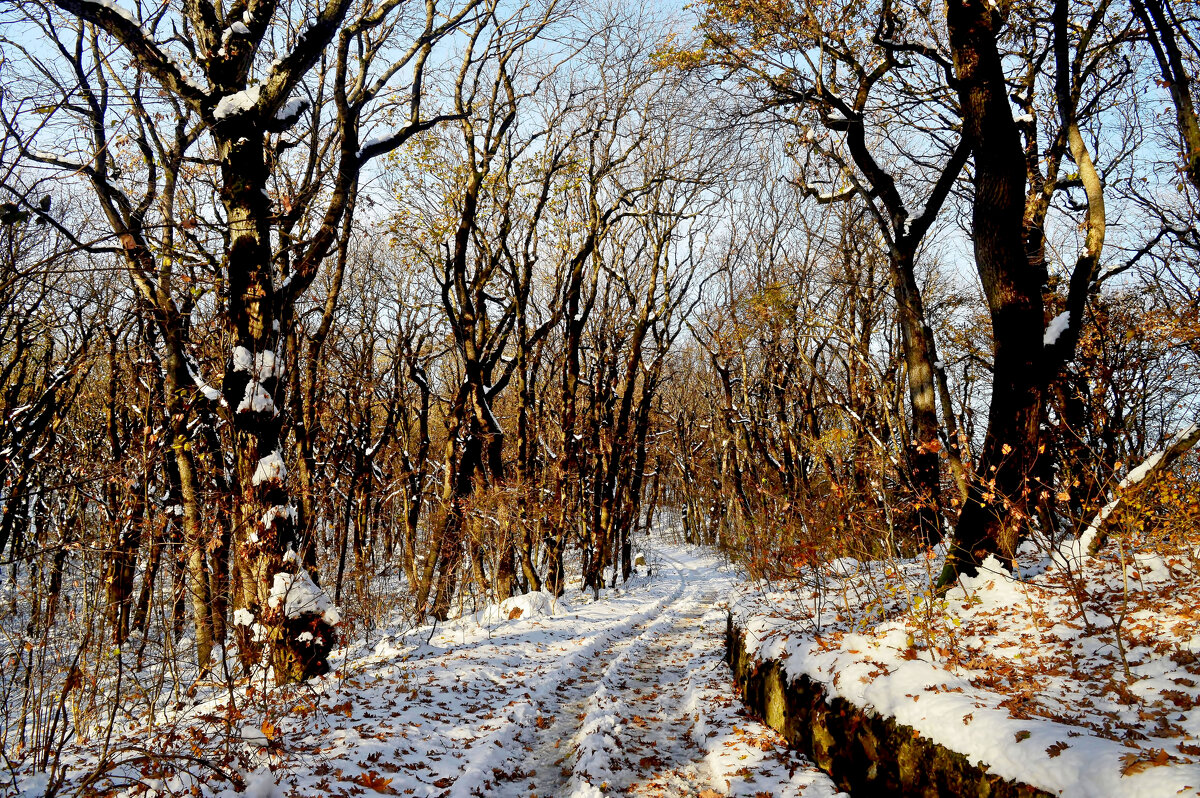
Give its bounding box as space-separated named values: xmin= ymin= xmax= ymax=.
xmin=448 ymin=558 xmax=691 ymax=798
xmin=549 ymin=547 xmax=842 ymax=798
xmin=564 ymin=555 xmax=705 ymax=797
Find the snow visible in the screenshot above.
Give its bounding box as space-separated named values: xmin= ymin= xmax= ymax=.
xmin=731 ymin=533 xmax=1200 ymax=797
xmin=1045 ymin=310 xmax=1071 ymax=346
xmin=1079 ymin=422 xmax=1200 ymax=550
xmin=237 ymin=381 xmax=275 ymax=414
xmin=232 ymin=345 xmax=253 ymax=372
xmin=191 ymin=372 xmax=224 ymax=403
xmin=1014 ymin=112 xmax=1035 ymax=124
xmin=214 ymin=85 xmax=261 ymax=120
xmin=355 ymin=135 xmax=388 ymax=159
xmin=13 ymin=772 xmax=51 ymax=796
xmin=267 ymin=569 xmax=340 ymax=625
xmin=30 ymin=540 xmax=842 ymax=796
xmin=233 ymin=608 xmax=255 ymax=626
xmin=475 ymin=589 xmax=561 ymax=624
xmin=827 ymin=556 xmax=859 ymax=575
xmin=83 ymin=0 xmax=143 ymax=30
xmin=242 ymin=769 xmax=280 ymax=797
xmin=231 ymin=347 xmax=279 ymax=379
xmin=219 ymin=21 xmax=250 ymax=51
xmin=255 ymin=350 xmax=279 ymax=379
xmin=260 ymin=503 xmax=296 ymax=529
xmin=274 ymin=99 xmax=305 ymax=121
xmin=16 ymin=531 xmax=1194 ymax=798
xmin=251 ymin=450 xmax=286 ymax=485
xmin=240 ymin=724 xmax=270 ymax=747
xmin=232 ymin=349 xmax=282 ymax=415
xmin=165 ymin=51 xmax=208 ymax=93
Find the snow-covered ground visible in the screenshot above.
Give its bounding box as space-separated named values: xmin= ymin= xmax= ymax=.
xmin=732 ymin=535 xmax=1200 ymax=798
xmin=14 ymin=543 xmax=843 ymax=798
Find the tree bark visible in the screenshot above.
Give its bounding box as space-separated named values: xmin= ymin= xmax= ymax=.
xmin=1132 ymin=0 xmax=1200 ymax=191
xmin=939 ymin=0 xmax=1045 ymax=584
xmin=218 ymin=130 xmax=334 ymax=682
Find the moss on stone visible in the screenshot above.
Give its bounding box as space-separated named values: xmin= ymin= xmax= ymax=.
xmin=726 ymin=615 xmax=1054 ymax=798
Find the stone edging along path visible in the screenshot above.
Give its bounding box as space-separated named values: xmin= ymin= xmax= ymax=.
xmin=726 ymin=617 xmax=1055 ymax=798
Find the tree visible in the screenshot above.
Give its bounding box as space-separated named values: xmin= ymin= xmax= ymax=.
xmin=937 ymin=0 xmax=1124 ymax=582
xmin=5 ymin=0 xmax=483 ymax=681
xmin=680 ymin=0 xmax=970 ymax=546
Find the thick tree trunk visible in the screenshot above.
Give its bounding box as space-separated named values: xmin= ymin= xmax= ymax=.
xmin=218 ymin=131 xmax=334 ymax=683
xmin=940 ymin=0 xmax=1045 ymax=584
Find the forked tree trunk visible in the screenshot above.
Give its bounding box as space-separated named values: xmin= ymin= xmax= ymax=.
xmin=939 ymin=0 xmax=1045 ymax=584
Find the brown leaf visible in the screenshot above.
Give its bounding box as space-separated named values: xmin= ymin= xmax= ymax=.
xmin=354 ymin=770 xmax=395 ymax=793
xmin=1045 ymin=741 xmax=1069 ymax=758
xmin=508 ymin=606 xmax=524 ymax=620
xmin=1120 ymin=749 xmax=1174 ymax=776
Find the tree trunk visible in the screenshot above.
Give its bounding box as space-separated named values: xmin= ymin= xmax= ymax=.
xmin=165 ymin=343 xmax=216 ymax=669
xmin=940 ymin=0 xmax=1045 ymax=585
xmin=1133 ymin=0 xmax=1200 ymax=191
xmin=893 ymin=250 xmax=943 ymax=547
xmin=218 ymin=130 xmax=334 ymax=683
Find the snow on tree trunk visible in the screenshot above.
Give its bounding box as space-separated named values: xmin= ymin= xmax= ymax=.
xmin=218 ymin=130 xmax=337 ymax=684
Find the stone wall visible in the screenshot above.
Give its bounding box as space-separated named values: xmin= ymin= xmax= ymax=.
xmin=726 ymin=618 xmax=1054 ymax=797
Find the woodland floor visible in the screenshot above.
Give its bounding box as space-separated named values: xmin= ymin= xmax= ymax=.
xmin=24 ymin=544 xmax=843 ymax=797
xmin=29 ymin=530 xmax=1200 ymax=798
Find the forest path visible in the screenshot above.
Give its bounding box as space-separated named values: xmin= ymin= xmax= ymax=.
xmin=512 ymin=550 xmax=726 ymax=797
xmin=263 ymin=543 xmax=843 ymax=798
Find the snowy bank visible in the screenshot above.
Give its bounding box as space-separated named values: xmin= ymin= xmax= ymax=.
xmin=728 ymin=538 xmax=1200 ymax=798
xmin=728 ymin=621 xmax=1054 ymax=797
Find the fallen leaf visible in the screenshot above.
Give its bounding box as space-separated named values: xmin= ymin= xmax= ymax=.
xmin=354 ymin=771 xmax=395 ymax=793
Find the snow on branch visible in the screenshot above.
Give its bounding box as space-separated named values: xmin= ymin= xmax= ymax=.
xmin=51 ymin=0 xmax=210 ymax=107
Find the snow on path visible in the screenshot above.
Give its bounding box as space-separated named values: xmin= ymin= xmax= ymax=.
xmin=220 ymin=544 xmax=843 ymax=798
